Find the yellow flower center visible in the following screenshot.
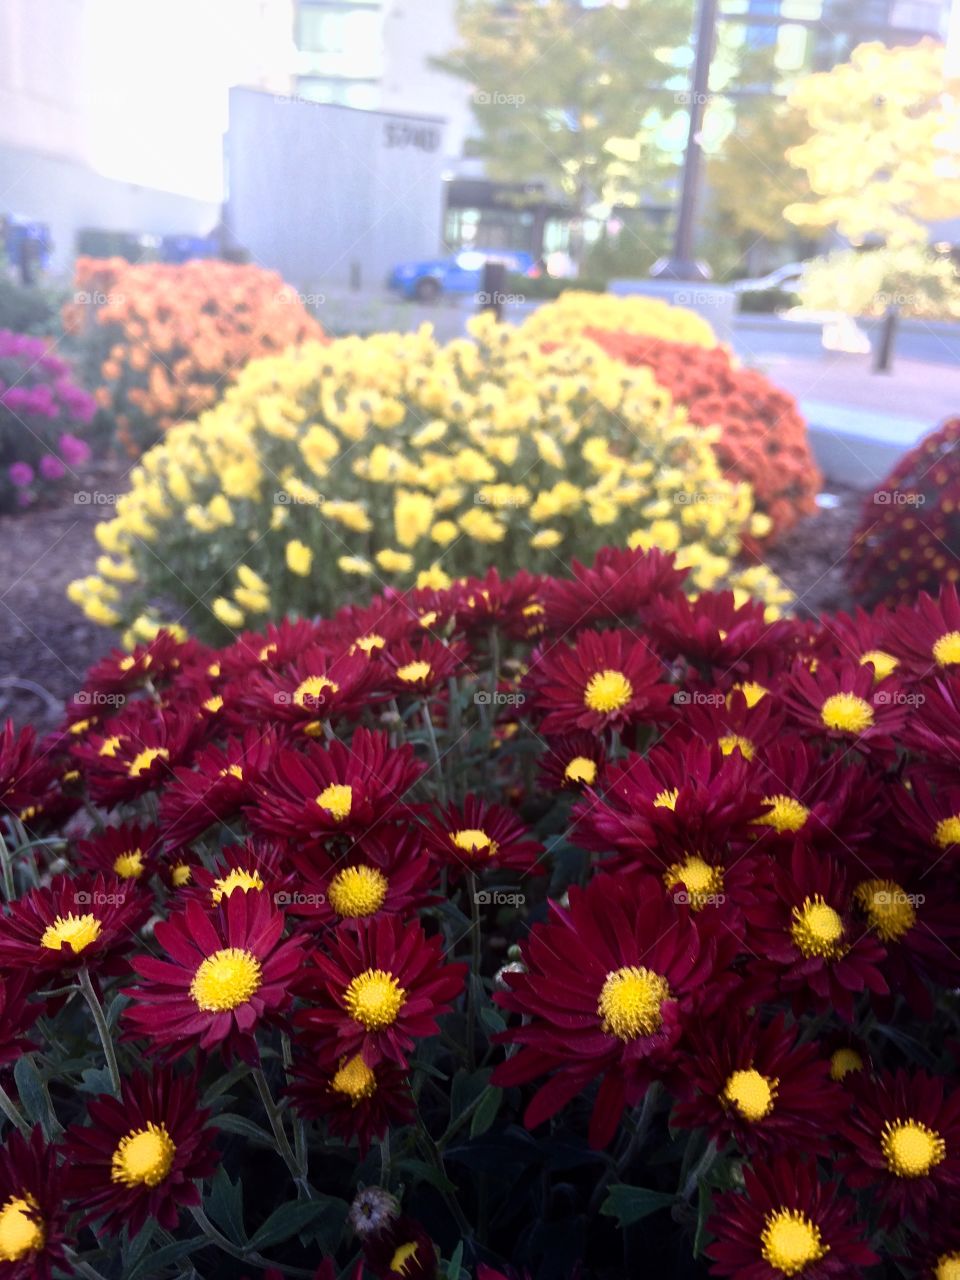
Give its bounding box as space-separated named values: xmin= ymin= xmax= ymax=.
xmin=653 ymin=788 xmax=678 ymax=809
xmin=882 ymin=1119 xmax=946 ymax=1178
xmin=933 ymin=630 xmax=960 ymax=665
xmin=316 ymin=783 xmax=353 ymax=821
xmin=327 ymin=866 xmax=389 ymax=918
xmin=854 ymin=879 xmax=916 ymax=941
xmin=99 ymin=735 xmax=123 ymax=757
xmin=111 ymin=1122 xmax=177 ymax=1187
xmin=563 ymin=756 xmax=597 ymax=785
xmin=293 ymin=675 xmax=339 ymax=708
xmin=934 ymin=814 xmax=960 ymax=848
xmin=597 ymin=966 xmax=670 ymax=1041
xmin=210 ymin=868 xmax=265 ymax=905
xmin=760 ymin=1209 xmax=828 ymax=1276
xmin=203 ymin=695 xmax=223 ymax=714
xmin=755 ymin=795 xmax=810 ymax=834
xmin=829 ymin=1048 xmax=864 ymax=1081
xmin=220 ymin=763 xmax=244 ymax=780
xmin=820 ymin=692 xmax=874 ymax=733
xmin=40 ymin=913 xmax=102 ymax=953
xmin=331 ymin=1054 xmax=377 ymax=1104
xmin=113 ymin=849 xmax=145 ymax=879
xmin=396 ymin=660 xmax=432 ymax=684
xmin=718 ymin=734 xmax=754 ymax=760
xmin=127 ymin=746 xmax=169 ymax=777
xmin=171 ymin=863 xmax=192 ymax=887
xmin=662 ymin=856 xmax=724 ymax=910
xmin=190 ymin=947 xmax=262 ymax=1011
xmin=936 ymin=1251 xmax=960 ymax=1280
xmin=722 ymin=1068 xmax=778 ymax=1122
xmin=859 ymin=649 xmax=899 ymax=681
xmin=790 ymin=896 xmax=846 ymax=960
xmin=583 ymin=669 xmax=634 ymax=714
xmin=729 ymin=681 xmax=768 ymax=708
xmin=353 ymin=633 xmax=386 ymax=655
xmin=343 ymin=968 xmax=407 ymax=1029
xmin=389 ymin=1241 xmax=421 ymax=1276
xmin=0 ymin=1194 xmax=44 ymax=1263
xmin=450 ymin=828 xmax=498 ymax=857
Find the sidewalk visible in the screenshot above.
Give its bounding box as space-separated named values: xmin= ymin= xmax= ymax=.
xmin=752 ymin=353 xmax=960 ymax=488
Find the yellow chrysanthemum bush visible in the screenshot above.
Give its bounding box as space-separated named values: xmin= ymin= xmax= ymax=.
xmin=69 ymin=314 xmax=789 ymax=642
xmin=518 ymin=288 xmax=718 ymax=347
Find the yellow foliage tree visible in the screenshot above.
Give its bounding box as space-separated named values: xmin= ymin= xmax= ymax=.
xmin=784 ymin=39 xmax=960 ymax=247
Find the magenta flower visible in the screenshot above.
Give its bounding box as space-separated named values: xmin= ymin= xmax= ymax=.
xmin=8 ymin=462 xmax=34 ymax=488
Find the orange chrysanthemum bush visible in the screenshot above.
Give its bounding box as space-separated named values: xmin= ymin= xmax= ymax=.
xmin=582 ymin=328 xmax=821 ymax=541
xmin=63 ymin=257 xmax=325 ymax=455
xmin=849 ymin=415 xmax=960 ymax=607
xmin=5 ymin=548 xmax=960 ymax=1277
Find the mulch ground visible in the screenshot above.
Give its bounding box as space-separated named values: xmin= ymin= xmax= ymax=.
xmin=0 ymin=472 xmax=867 ymax=733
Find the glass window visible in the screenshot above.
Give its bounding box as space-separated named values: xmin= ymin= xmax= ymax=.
xmin=775 ymin=23 xmax=810 ymax=70
xmin=295 ymin=5 xmax=383 ymax=79
xmin=297 ymin=76 xmax=381 ymax=109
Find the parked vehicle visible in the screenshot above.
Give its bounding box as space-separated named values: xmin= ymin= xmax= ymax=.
xmin=388 ymin=249 xmax=538 ymax=302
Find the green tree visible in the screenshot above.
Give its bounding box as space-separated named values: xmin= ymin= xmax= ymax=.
xmin=434 ymin=0 xmax=692 ymax=261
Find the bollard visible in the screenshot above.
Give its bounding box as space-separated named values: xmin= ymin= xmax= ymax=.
xmin=874 ymin=303 xmax=900 ymax=374
xmin=479 ymin=260 xmax=506 ymax=320
xmin=350 ymin=262 xmax=362 ymax=292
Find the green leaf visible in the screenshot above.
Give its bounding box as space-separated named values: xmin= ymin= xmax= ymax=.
xmin=600 ymin=1184 xmax=676 ymax=1226
xmin=479 ymin=1004 xmax=506 ymax=1035
xmin=126 ymin=1238 xmax=205 ymax=1280
xmin=447 ymin=1240 xmax=465 ymax=1279
xmin=202 ymin=1062 xmax=251 ymax=1106
xmin=210 ymin=1113 xmax=276 ymax=1145
xmin=205 ymin=1167 xmax=246 ymax=1245
xmin=13 ymin=1056 xmax=52 ymax=1136
xmin=470 ymin=1086 xmax=503 ymax=1138
xmin=451 ymin=1067 xmax=490 ymax=1120
xmin=393 ymin=1156 xmax=457 ymax=1194
xmin=78 ymin=1066 xmax=115 ymax=1096
xmin=694 ymin=1178 xmax=713 ymax=1258
xmin=248 ymin=1199 xmax=330 ymax=1251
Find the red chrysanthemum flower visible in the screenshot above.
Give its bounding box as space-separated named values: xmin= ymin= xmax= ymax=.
xmin=0 ymin=720 xmax=56 ymax=822
xmin=182 ymin=839 xmax=291 ymax=914
xmin=0 ymin=1127 xmax=69 ymax=1280
xmin=0 ymin=973 xmax=42 ymax=1066
xmin=903 ymin=671 xmax=960 ymax=782
xmin=782 ymin=658 xmax=907 ymax=756
xmin=893 ymin=772 xmax=960 ymax=867
xmin=707 ymin=1156 xmax=877 ymax=1278
xmin=525 ymin=629 xmax=672 ymax=735
xmin=887 ymin=584 xmax=960 ymax=675
xmin=380 ymin=638 xmax=469 ymax=696
xmin=650 ymin=589 xmax=792 ymax=674
xmin=672 ymin=687 xmax=783 ymax=763
xmin=158 ymin=729 xmax=279 ymax=849
xmin=421 ymin=795 xmax=543 ymax=875
xmin=841 ymin=1069 xmax=960 ymax=1229
xmin=312 ymin=593 xmax=421 ymax=655
xmin=72 ymin=705 xmax=199 ymax=805
xmin=285 ymin=828 xmax=435 ymax=927
xmin=123 ymin=892 xmax=305 ymax=1062
xmin=453 ymin=567 xmax=545 ymax=642
xmin=362 ymin=1214 xmax=438 ymax=1280
xmin=62 ymin=1068 xmax=218 ymax=1234
xmin=74 ymin=822 xmax=163 ymax=885
xmin=227 ymin=645 xmax=384 ymax=735
xmin=248 ymin=729 xmax=425 ymax=843
xmin=537 ymin=733 xmax=607 ymax=793
xmin=538 ymin=545 xmax=686 ymax=635
xmin=217 ymin=617 xmax=323 ymax=681
xmin=296 ymin=915 xmax=466 ymax=1067
xmin=672 ymin=1011 xmax=845 ymax=1157
xmin=288 ymin=1053 xmax=414 ymax=1157
xmin=493 ymin=871 xmax=737 ymax=1148
xmin=909 ymin=1226 xmax=960 ymax=1280
xmin=821 ymin=604 xmax=901 ymax=683
xmin=0 ymin=874 xmax=146 ymax=978
xmin=84 ymin=631 xmax=210 ymax=698
xmin=743 ymin=845 xmax=888 ymax=1022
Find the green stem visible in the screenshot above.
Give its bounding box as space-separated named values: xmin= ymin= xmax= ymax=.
xmin=416 ymin=1119 xmax=473 ymax=1240
xmin=0 ymin=1081 xmax=30 ymax=1135
xmin=253 ymin=1068 xmax=308 ymax=1189
xmin=466 ymin=872 xmax=482 ymax=1070
xmin=682 ymin=1139 xmax=718 ymax=1201
xmin=78 ymin=966 xmax=121 ymax=1097
xmin=0 ymin=828 xmax=14 ymax=901
xmin=188 ymin=1207 xmax=316 ymax=1276
xmin=421 ymin=702 xmax=448 ymax=805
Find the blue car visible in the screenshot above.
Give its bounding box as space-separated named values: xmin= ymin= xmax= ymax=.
xmin=388 ymin=249 xmax=537 ymax=302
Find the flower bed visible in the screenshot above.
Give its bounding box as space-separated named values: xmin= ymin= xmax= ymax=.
xmin=518 ymin=289 xmax=718 ymax=348
xmin=582 ymin=328 xmax=821 ymax=540
xmin=849 ymin=415 xmax=960 ymax=606
xmin=62 ymin=258 xmax=325 ymax=456
xmin=4 ymin=548 xmax=960 ymax=1276
xmin=0 ymin=330 xmax=94 ymax=513
xmin=67 ymin=315 xmax=787 ymax=640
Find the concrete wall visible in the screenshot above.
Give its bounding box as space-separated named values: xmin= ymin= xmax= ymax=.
xmin=226 ymin=87 xmax=446 ymax=291
xmin=0 ymin=144 xmax=219 ymax=274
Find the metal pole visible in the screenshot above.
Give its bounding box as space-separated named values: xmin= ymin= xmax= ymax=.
xmin=651 ymin=0 xmax=719 ymax=280
xmin=874 ymin=303 xmax=900 ymax=374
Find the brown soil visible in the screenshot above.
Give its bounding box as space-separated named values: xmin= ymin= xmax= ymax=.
xmin=763 ymin=483 xmax=865 ymax=619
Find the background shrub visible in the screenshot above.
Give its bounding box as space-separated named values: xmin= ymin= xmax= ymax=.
xmin=62 ymin=258 xmax=325 ymax=456
xmin=0 ymin=330 xmax=94 ymax=513
xmin=848 ymin=415 xmax=960 ymax=606
xmin=69 ymin=315 xmax=789 ymax=641
xmin=583 ymin=328 xmax=821 ymax=540
xmin=517 ymin=288 xmax=718 ymax=347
